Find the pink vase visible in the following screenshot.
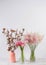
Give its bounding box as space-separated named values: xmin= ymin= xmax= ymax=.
xmin=9 ymin=51 xmax=16 ymax=63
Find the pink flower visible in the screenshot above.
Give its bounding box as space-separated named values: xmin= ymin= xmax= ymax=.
xmin=32 ymin=33 xmax=39 ymax=43
xmin=25 ymin=33 xmax=35 ymax=43
xmin=25 ymin=33 xmax=43 ymax=44
xmin=25 ymin=34 xmax=33 ymax=43
xmin=15 ymin=41 xmax=25 ymax=47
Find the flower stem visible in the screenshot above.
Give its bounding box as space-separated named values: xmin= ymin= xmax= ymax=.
xmin=30 ymin=50 xmax=35 ymax=61
xmin=20 ymin=47 xmax=24 ymax=63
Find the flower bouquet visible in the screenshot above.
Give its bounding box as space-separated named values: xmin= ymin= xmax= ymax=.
xmin=14 ymin=28 xmax=25 ymax=63
xmin=2 ymin=28 xmax=17 ymax=62
xmin=16 ymin=41 xmax=25 ymax=63
xmin=25 ymin=33 xmax=43 ymax=62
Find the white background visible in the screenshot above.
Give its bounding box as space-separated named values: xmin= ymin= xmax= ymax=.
xmin=0 ymin=0 xmax=46 ymax=64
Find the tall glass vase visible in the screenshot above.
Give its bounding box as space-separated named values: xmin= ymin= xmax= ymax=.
xmin=30 ymin=49 xmax=35 ymax=61
xmin=29 ymin=44 xmax=36 ymax=62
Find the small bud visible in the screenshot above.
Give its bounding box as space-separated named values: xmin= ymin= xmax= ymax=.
xmin=22 ymin=28 xmax=25 ymax=31
xmin=3 ymin=28 xmax=6 ymax=30
xmin=10 ymin=29 xmax=15 ymax=32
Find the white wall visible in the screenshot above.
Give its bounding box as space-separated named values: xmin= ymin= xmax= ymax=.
xmin=0 ymin=0 xmax=46 ymax=61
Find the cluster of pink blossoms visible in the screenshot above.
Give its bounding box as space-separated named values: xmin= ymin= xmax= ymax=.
xmin=24 ymin=33 xmax=43 ymax=44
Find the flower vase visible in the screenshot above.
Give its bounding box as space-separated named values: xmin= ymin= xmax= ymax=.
xmin=9 ymin=51 xmax=16 ymax=63
xmin=30 ymin=49 xmax=35 ymax=61
xmin=29 ymin=44 xmax=36 ymax=62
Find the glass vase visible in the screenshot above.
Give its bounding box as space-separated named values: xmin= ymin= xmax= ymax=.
xmin=30 ymin=49 xmax=35 ymax=61
xmin=29 ymin=44 xmax=36 ymax=62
